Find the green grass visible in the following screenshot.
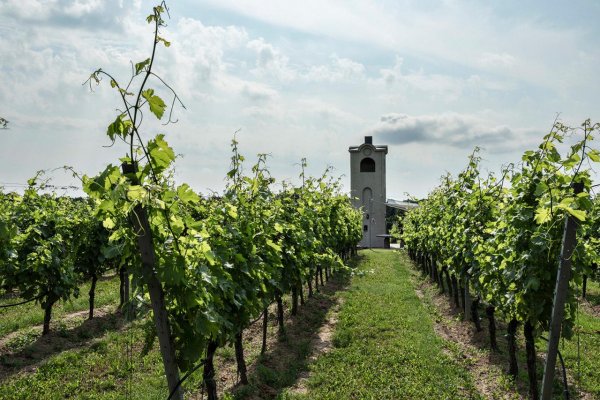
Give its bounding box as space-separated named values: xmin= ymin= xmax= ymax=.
xmin=0 ymin=272 xmax=344 ymax=400
xmin=546 ymin=279 xmax=600 ymax=397
xmin=0 ymin=275 xmax=121 ymax=336
xmin=583 ymin=278 xmax=599 ymax=308
xmin=0 ymin=273 xmax=208 ymax=400
xmin=3 ymin=254 xmax=593 ymax=399
xmin=284 ymin=249 xmax=483 ymax=400
xmin=407 ymin=254 xmax=600 ymax=399
xmin=0 ymin=319 xmax=182 ymax=400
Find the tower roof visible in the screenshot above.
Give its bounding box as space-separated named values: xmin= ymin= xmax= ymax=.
xmin=348 ymin=136 xmax=388 ymax=154
xmin=348 ymin=143 xmax=388 ymax=154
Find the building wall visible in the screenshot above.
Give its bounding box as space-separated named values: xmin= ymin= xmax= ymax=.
xmin=349 ymin=139 xmax=388 ymax=247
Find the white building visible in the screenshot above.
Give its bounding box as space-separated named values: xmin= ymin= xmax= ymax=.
xmin=349 ymin=136 xmax=388 ymax=248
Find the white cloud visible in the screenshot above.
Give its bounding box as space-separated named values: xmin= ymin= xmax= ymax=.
xmin=305 ymin=54 xmax=365 ymax=82
xmin=1 ymin=1 xmax=598 ymax=200
xmin=198 ymin=0 xmax=599 ymax=94
xmin=478 ymin=52 xmax=517 ymax=68
xmin=0 ymin=0 xmax=58 ymax=20
xmin=378 ymin=56 xmax=404 ymax=86
xmin=169 ymin=18 xmax=248 ymax=89
xmin=240 ymin=82 xmax=278 ymax=102
xmin=193 ymin=0 xmax=390 ymax=50
xmin=245 ymin=38 xmax=368 ymax=84
xmin=0 ymin=0 xmax=131 ymax=30
xmin=294 ymin=98 xmax=363 ymax=126
xmin=247 ymin=38 xmax=276 ymax=67
xmin=247 ymin=38 xmax=297 ymax=82
xmin=374 ymin=56 xmax=508 ymax=102
xmin=64 ymin=0 xmax=104 ymax=18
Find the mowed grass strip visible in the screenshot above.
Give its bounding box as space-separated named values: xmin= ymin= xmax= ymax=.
xmin=0 ymin=276 xmax=121 ymax=336
xmin=0 ymin=319 xmax=183 ymax=400
xmin=288 ymin=249 xmax=482 ymax=400
xmin=554 ymin=279 xmax=600 ymax=397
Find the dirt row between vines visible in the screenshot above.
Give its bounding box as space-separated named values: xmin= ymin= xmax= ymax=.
xmin=410 ymin=263 xmax=595 ymax=400
xmin=208 ymin=274 xmax=348 ymax=400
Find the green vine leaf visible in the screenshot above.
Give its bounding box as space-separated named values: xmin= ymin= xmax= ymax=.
xmin=135 ymin=58 xmax=151 ymax=74
xmin=534 ymin=207 xmax=551 ymax=224
xmin=142 ymin=89 xmax=166 ymax=120
xmin=561 ymin=206 xmax=586 ymax=221
xmin=587 ymin=149 xmax=600 ymax=162
xmin=157 ymin=36 xmax=171 ymax=47
xmin=177 ymin=184 xmax=199 ymax=204
xmin=103 ymin=217 xmax=116 ymax=229
xmin=147 ymin=134 xmax=175 ymax=173
xmin=127 ymin=185 xmax=147 ymax=202
xmin=562 ymin=153 xmax=581 ymax=169
xmin=106 ymin=114 xmax=132 ymax=141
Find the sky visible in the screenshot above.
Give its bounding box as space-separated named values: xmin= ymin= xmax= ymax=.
xmin=1 ymin=0 xmax=599 ymax=199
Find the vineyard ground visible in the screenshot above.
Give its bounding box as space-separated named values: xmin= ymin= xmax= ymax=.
xmin=0 ymin=267 xmax=351 ymax=399
xmin=406 ymin=252 xmax=599 ymax=400
xmin=282 ymin=249 xmax=483 ymax=400
xmin=279 ymin=250 xmax=599 ymax=400
xmin=0 ymin=252 xmax=598 ymax=399
xmin=0 ymin=275 xmax=120 ymax=337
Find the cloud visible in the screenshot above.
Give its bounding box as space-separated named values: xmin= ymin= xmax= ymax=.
xmin=0 ymin=2 xmax=155 ymax=120
xmin=478 ymin=52 xmax=517 ymax=68
xmin=0 ymin=0 xmax=131 ymax=30
xmin=294 ymin=98 xmax=363 ymax=127
xmin=378 ymin=55 xmax=404 ymax=86
xmin=368 ymin=113 xmax=523 ymax=152
xmin=246 ymin=39 xmax=366 ymax=84
xmin=373 ymin=57 xmax=472 ymax=102
xmin=240 ymin=82 xmax=278 ymax=102
xmin=169 ymin=17 xmax=248 ymax=89
xmin=247 ymin=38 xmax=276 ymax=68
xmin=198 ymin=0 xmax=600 ymax=96
xmin=305 ymin=54 xmax=365 ymax=82
xmin=247 ymin=38 xmax=297 ymax=82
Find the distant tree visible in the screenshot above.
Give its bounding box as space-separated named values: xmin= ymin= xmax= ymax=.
xmin=0 ymin=118 xmax=8 ymax=129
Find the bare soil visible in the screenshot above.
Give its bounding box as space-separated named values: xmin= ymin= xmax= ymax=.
xmin=286 ymin=296 xmax=343 ymax=395
xmin=581 ymin=299 xmax=600 ymax=319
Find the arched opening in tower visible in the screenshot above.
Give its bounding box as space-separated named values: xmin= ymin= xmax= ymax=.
xmin=360 ymin=157 xmax=376 ymax=172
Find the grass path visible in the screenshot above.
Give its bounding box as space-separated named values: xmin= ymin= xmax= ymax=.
xmin=284 ymin=249 xmax=483 ymax=400
xmin=0 ymin=275 xmax=120 ymax=336
xmin=544 ymin=280 xmax=600 ymax=398
xmin=3 ymin=250 xmax=594 ymax=399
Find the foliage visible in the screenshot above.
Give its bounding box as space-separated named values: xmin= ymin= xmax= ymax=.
xmin=82 ymin=3 xmax=363 ymax=390
xmin=400 ymin=120 xmax=600 ymax=336
xmin=0 ymin=177 xmax=115 ymax=331
xmin=1 ymin=180 xmax=80 ymax=324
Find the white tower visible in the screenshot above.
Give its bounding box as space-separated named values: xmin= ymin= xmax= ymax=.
xmin=349 ymin=136 xmax=388 ymax=248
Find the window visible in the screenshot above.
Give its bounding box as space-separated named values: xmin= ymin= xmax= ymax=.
xmin=360 ymin=157 xmax=375 ymax=172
